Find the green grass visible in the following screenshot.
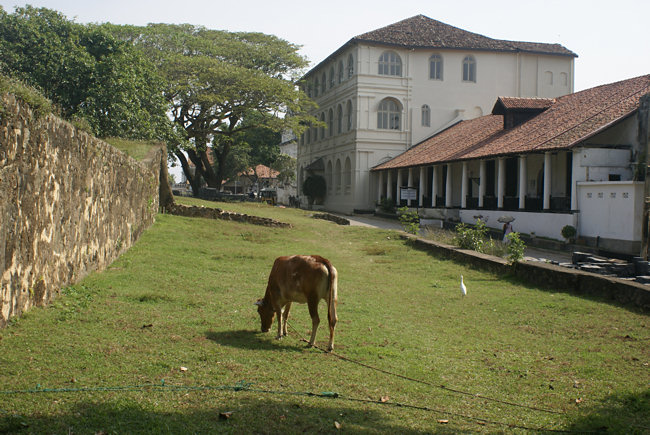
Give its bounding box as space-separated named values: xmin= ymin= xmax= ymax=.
xmin=1 ymin=199 xmax=648 ymax=434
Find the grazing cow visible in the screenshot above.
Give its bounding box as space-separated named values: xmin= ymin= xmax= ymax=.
xmin=255 ymin=255 xmax=338 ymax=351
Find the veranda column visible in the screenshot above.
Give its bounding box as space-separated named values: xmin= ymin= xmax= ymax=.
xmin=419 ymin=166 xmax=426 ymax=207
xmin=407 ymin=167 xmax=414 ymax=207
xmin=396 ymin=169 xmax=402 ymax=206
xmin=445 ymin=164 xmax=452 ymax=208
xmin=432 ymin=165 xmax=438 ymax=207
xmin=478 ymin=160 xmax=486 ymax=208
xmin=543 ymin=152 xmax=552 ymax=210
xmin=570 ymin=151 xmax=578 ymax=210
xmin=461 ymin=161 xmax=468 ymax=209
xmin=497 ymin=157 xmax=505 ymax=209
xmin=387 ymin=170 xmax=393 ymax=203
xmin=518 ymin=155 xmax=527 ymax=209
xmin=377 ymin=171 xmax=384 ymax=203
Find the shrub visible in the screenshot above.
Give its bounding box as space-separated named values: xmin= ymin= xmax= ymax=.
xmin=397 ymin=206 xmax=420 ymax=235
xmin=561 ymin=225 xmax=576 ymax=240
xmin=454 ymin=219 xmax=489 ymax=252
xmin=378 ymin=197 xmax=395 ymax=213
xmin=302 ymin=175 xmax=326 ymax=203
xmin=505 ymin=232 xmax=526 ymax=264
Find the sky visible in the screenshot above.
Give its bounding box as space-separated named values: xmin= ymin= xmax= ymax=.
xmin=1 ymin=0 xmax=648 ymax=92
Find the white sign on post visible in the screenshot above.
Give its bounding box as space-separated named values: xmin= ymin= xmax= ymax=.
xmin=400 ymin=187 xmax=418 ymax=201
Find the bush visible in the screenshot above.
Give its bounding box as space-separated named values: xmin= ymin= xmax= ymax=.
xmin=302 ymin=175 xmax=326 ymax=202
xmin=561 ymin=225 xmax=576 ymax=240
xmin=378 ymin=197 xmax=395 ymax=213
xmin=454 ymin=219 xmax=489 ymax=252
xmin=397 ymin=206 xmax=419 ymax=234
xmin=505 ymin=232 xmax=526 ymax=264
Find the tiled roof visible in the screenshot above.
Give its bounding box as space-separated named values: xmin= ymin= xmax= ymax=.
xmin=493 ymin=97 xmax=555 ymax=111
xmin=373 ymin=74 xmax=650 ymax=170
xmin=353 ymin=15 xmax=576 ymax=57
xmin=241 ymin=164 xmax=279 ymax=178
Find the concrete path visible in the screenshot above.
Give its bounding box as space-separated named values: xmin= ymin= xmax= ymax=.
xmin=335 ymin=213 xmax=572 ymax=263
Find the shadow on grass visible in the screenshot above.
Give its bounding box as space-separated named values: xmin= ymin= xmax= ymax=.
xmin=565 ymin=390 xmax=650 ymax=434
xmin=0 ymin=396 xmax=438 ymax=434
xmin=205 ymin=329 xmax=305 ymax=352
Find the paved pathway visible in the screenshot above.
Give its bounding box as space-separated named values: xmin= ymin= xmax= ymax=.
xmin=336 ymin=213 xmax=572 ymax=263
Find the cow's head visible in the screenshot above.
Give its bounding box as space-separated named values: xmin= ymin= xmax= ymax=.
xmin=255 ymin=298 xmax=274 ymax=332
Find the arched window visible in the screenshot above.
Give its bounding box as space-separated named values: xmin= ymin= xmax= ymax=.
xmin=314 ymin=78 xmax=319 ymax=97
xmin=338 ymin=61 xmax=344 ymax=83
xmin=344 ymin=157 xmax=352 ymax=194
xmin=328 ymin=108 xmax=334 ymax=137
xmin=462 ymin=55 xmax=476 ymax=82
xmin=377 ymin=98 xmax=401 ymax=130
xmin=321 ymin=72 xmax=326 ymax=93
xmin=347 ymin=53 xmax=354 ymax=78
xmin=421 ymin=104 xmax=431 ymax=127
xmin=326 ymin=160 xmax=333 ymax=193
xmin=319 ymin=113 xmax=325 ymax=140
xmin=329 ymin=66 xmax=336 ymax=88
xmin=545 ymin=71 xmax=553 ymax=85
xmin=429 ymin=54 xmax=443 ymax=80
xmin=378 ymin=51 xmax=402 ymax=76
xmin=560 ymin=72 xmax=568 ymax=86
xmin=337 ymin=105 xmax=343 ymax=134
xmin=335 ymin=159 xmax=342 ymax=194
xmin=345 ymin=100 xmax=353 ymax=131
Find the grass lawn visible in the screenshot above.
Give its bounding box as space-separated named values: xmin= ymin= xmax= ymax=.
xmin=1 ymin=198 xmax=648 ymax=434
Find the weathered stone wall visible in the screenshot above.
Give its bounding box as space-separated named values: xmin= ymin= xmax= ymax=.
xmin=0 ymin=95 xmax=161 ymax=327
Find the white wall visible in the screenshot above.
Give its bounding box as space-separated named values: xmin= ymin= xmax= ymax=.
xmin=577 ymin=181 xmax=644 ymax=241
xmin=458 ymin=209 xmax=576 ymax=240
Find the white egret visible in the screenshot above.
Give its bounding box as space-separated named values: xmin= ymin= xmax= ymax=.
xmin=460 ymin=275 xmax=467 ymax=297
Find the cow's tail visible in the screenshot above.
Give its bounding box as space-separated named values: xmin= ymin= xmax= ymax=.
xmin=314 ymin=256 xmax=338 ymax=329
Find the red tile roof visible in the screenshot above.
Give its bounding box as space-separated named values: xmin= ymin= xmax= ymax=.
xmin=493 ymin=97 xmax=555 ymax=111
xmin=373 ymin=74 xmax=650 ymax=170
xmin=241 ymin=164 xmax=279 ymax=179
xmin=353 ymin=15 xmax=576 ymax=57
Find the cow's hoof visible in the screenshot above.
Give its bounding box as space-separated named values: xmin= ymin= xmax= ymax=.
xmin=275 ymin=335 xmax=283 ymax=340
xmin=327 ymin=347 xmax=333 ymax=352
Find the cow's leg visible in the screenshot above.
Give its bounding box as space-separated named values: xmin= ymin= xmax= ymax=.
xmin=275 ymin=307 xmax=283 ymax=340
xmin=281 ymin=302 xmax=292 ymax=336
xmin=306 ymin=297 xmax=320 ymax=347
xmin=327 ymin=306 xmax=337 ymax=352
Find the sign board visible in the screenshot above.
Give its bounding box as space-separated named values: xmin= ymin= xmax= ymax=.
xmin=400 ymin=187 xmax=418 ymax=201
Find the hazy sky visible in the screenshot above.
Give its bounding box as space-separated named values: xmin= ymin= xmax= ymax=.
xmin=1 ymin=0 xmax=648 ymax=92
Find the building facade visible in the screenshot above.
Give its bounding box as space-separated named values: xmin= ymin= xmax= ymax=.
xmin=297 ymin=15 xmax=576 ymax=213
xmin=372 ymin=75 xmax=650 ymax=255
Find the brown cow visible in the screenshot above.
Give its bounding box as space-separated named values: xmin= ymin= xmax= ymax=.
xmin=255 ymin=255 xmax=338 ymax=351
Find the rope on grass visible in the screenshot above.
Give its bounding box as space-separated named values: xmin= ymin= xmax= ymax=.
xmin=0 ymin=380 xmax=581 ymax=433
xmin=285 ymin=321 xmax=563 ymax=416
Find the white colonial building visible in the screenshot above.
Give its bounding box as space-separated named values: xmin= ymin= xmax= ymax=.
xmin=372 ymin=75 xmax=650 ymax=255
xmin=297 ymin=15 xmax=576 ymax=213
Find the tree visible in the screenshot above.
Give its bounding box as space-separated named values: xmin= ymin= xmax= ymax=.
xmin=107 ymin=23 xmax=317 ymax=195
xmin=0 ymin=6 xmax=173 ymax=141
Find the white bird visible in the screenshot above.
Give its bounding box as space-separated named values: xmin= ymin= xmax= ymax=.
xmin=460 ymin=275 xmax=467 ymax=297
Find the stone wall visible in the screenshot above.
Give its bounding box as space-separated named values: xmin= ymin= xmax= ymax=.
xmin=0 ymin=95 xmax=162 ymax=327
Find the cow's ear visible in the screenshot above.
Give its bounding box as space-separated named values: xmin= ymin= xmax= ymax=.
xmin=254 ymin=299 xmax=263 ymax=306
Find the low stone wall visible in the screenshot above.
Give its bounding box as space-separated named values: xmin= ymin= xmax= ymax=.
xmin=165 ymin=203 xmax=291 ymax=228
xmin=312 ymin=213 xmax=350 ymax=226
xmin=407 ymin=236 xmax=650 ymax=311
xmin=0 ymin=95 xmax=161 ymax=327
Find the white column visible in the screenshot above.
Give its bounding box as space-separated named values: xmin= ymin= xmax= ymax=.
xmin=497 ymin=157 xmax=505 ymax=209
xmin=479 ymin=160 xmax=486 ymax=208
xmin=518 ymin=155 xmax=527 ymax=210
xmin=570 ymin=151 xmax=578 ymax=211
xmin=377 ymin=171 xmax=384 ymax=202
xmin=445 ymin=164 xmax=452 ymax=208
xmin=387 ymin=170 xmax=393 ymax=203
xmin=543 ymin=152 xmax=552 ymax=210
xmin=419 ymin=166 xmax=426 ymax=207
xmin=461 ymin=161 xmax=468 ymax=209
xmin=432 ymin=166 xmax=438 ymax=207
xmin=407 ymin=168 xmax=413 ymax=207
xmin=396 ymin=169 xmax=402 ymax=206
